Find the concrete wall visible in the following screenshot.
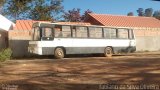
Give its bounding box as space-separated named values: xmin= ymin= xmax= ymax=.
xmin=9 ymin=30 xmax=32 ymax=57
xmin=0 ymin=30 xmax=8 ymax=51
xmin=136 ymin=36 xmax=160 ymax=51
xmin=9 ymin=40 xmax=30 ymax=57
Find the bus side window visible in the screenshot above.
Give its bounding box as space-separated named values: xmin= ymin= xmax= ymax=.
xmin=129 ymin=29 xmax=134 ymax=39
xmin=104 ymin=28 xmax=117 ymax=39
xmin=118 ymin=29 xmax=129 ymax=39
xmin=72 ymin=26 xmax=76 ymax=37
xmin=62 ymin=26 xmax=71 ymax=38
xmin=75 ymin=26 xmax=88 ymax=38
xmin=54 ymin=25 xmax=62 ymax=37
xmin=89 ymin=27 xmax=103 ymax=38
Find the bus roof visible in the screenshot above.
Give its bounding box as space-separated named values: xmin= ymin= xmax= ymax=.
xmin=32 ymin=22 xmax=133 ymax=29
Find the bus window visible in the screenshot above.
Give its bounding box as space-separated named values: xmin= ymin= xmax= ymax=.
xmin=104 ymin=28 xmax=117 ymax=39
xmin=129 ymin=29 xmax=134 ymax=39
xmin=41 ymin=27 xmax=53 ymax=40
xmin=42 ymin=28 xmax=53 ymax=37
xmin=75 ymin=26 xmax=88 ymax=38
xmin=33 ymin=27 xmax=40 ymax=40
xmin=72 ymin=26 xmax=76 ymax=37
xmin=62 ymin=26 xmax=71 ymax=38
xmin=118 ymin=29 xmax=129 ymax=39
xmin=89 ymin=27 xmax=103 ymax=38
xmin=54 ymin=25 xmax=62 ymax=37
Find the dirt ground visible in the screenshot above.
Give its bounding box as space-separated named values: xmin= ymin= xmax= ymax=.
xmin=0 ymin=52 xmax=160 ymax=90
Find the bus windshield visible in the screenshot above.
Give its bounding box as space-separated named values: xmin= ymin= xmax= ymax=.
xmin=32 ymin=27 xmax=54 ymax=41
xmin=33 ymin=27 xmax=40 ymax=41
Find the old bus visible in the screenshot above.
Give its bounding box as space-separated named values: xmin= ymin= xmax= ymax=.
xmin=28 ymin=22 xmax=136 ymax=59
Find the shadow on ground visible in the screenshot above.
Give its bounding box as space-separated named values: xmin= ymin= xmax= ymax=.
xmin=0 ymin=54 xmax=160 ymax=90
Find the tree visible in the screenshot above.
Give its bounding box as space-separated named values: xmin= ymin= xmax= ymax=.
xmin=0 ymin=0 xmax=4 ymax=6
xmin=153 ymin=10 xmax=160 ymax=20
xmin=81 ymin=9 xmax=93 ymax=21
xmin=0 ymin=0 xmax=6 ymax=13
xmin=145 ymin=8 xmax=153 ymax=17
xmin=2 ymin=0 xmax=63 ymax=21
xmin=29 ymin=0 xmax=63 ymax=21
xmin=127 ymin=12 xmax=134 ymax=16
xmin=63 ymin=8 xmax=93 ymax=22
xmin=2 ymin=0 xmax=32 ymax=21
xmin=137 ymin=8 xmax=144 ymax=16
xmin=63 ymin=8 xmax=81 ymax=22
xmin=151 ymin=0 xmax=160 ymax=1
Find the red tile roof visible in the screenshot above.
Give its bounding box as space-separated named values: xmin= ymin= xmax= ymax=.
xmin=13 ymin=20 xmax=91 ymax=31
xmin=13 ymin=20 xmax=51 ymax=31
xmin=88 ymin=13 xmax=160 ymax=28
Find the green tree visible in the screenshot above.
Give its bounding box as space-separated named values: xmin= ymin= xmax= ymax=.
xmin=81 ymin=9 xmax=93 ymax=21
xmin=63 ymin=8 xmax=81 ymax=22
xmin=2 ymin=0 xmax=63 ymax=21
xmin=0 ymin=0 xmax=5 ymax=13
xmin=2 ymin=0 xmax=32 ymax=21
xmin=137 ymin=8 xmax=144 ymax=16
xmin=127 ymin=12 xmax=134 ymax=16
xmin=29 ymin=0 xmax=63 ymax=21
xmin=153 ymin=10 xmax=160 ymax=20
xmin=63 ymin=8 xmax=93 ymax=22
xmin=145 ymin=8 xmax=153 ymax=17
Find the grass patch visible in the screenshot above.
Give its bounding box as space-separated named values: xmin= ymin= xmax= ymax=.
xmin=0 ymin=48 xmax=12 ymax=62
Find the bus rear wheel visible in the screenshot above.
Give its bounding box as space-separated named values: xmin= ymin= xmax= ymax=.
xmin=104 ymin=47 xmax=113 ymax=57
xmin=54 ymin=48 xmax=65 ymax=59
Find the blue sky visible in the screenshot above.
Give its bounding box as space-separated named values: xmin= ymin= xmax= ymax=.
xmin=62 ymin=0 xmax=160 ymax=16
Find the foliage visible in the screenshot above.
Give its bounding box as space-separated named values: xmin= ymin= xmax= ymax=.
xmin=2 ymin=0 xmax=32 ymax=21
xmin=145 ymin=8 xmax=153 ymax=17
xmin=137 ymin=8 xmax=145 ymax=16
xmin=153 ymin=10 xmax=160 ymax=20
xmin=0 ymin=0 xmax=4 ymax=6
xmin=63 ymin=8 xmax=93 ymax=22
xmin=1 ymin=0 xmax=63 ymax=21
xmin=63 ymin=8 xmax=81 ymax=22
xmin=0 ymin=48 xmax=12 ymax=62
xmin=129 ymin=8 xmax=155 ymax=17
xmin=127 ymin=12 xmax=134 ymax=16
xmin=29 ymin=0 xmax=63 ymax=21
xmin=81 ymin=9 xmax=93 ymax=21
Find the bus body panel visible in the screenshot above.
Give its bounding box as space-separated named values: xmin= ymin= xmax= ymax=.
xmin=29 ymin=38 xmax=136 ymax=55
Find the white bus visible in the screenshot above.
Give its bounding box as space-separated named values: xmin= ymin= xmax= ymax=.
xmin=28 ymin=22 xmax=136 ymax=59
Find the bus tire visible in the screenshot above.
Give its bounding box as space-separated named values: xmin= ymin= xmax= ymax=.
xmin=54 ymin=48 xmax=65 ymax=59
xmin=104 ymin=47 xmax=113 ymax=57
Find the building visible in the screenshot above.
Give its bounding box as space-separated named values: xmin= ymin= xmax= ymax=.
xmin=85 ymin=13 xmax=160 ymax=51
xmin=0 ymin=14 xmax=14 ymax=50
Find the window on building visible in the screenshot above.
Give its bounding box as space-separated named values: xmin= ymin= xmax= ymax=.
xmin=103 ymin=28 xmax=117 ymax=39
xmin=89 ymin=27 xmax=103 ymax=38
xmin=118 ymin=29 xmax=129 ymax=39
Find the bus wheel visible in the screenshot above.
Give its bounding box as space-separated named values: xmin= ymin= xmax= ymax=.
xmin=104 ymin=47 xmax=113 ymax=57
xmin=54 ymin=48 xmax=64 ymax=59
